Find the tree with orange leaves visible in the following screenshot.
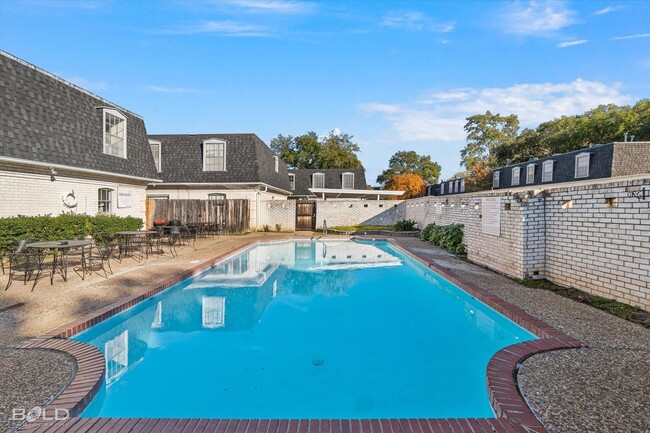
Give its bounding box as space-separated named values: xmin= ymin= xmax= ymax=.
xmin=384 ymin=173 xmax=426 ymax=199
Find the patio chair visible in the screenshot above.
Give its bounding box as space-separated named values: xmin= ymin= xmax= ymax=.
xmin=83 ymin=242 xmax=116 ymax=278
xmin=1 ymin=239 xmax=40 ymax=275
xmin=180 ymin=225 xmax=197 ymax=250
xmin=66 ymin=239 xmax=89 ymax=280
xmin=5 ymin=250 xmax=49 ymax=291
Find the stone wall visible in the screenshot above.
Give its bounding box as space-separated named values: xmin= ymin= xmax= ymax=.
xmin=404 ymin=178 xmax=650 ymax=311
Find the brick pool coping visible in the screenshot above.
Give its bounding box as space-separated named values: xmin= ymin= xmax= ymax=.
xmin=15 ymin=237 xmax=584 ymax=433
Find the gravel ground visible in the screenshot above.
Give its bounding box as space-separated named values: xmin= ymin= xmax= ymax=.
xmin=392 ymin=237 xmax=650 ymax=433
xmin=0 ymin=349 xmax=75 ymax=433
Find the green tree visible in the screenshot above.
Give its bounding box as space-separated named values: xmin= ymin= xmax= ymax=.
xmin=376 ymin=150 xmax=441 ymax=185
xmin=270 ymin=130 xmax=363 ymax=169
xmin=460 ymin=111 xmax=519 ymax=169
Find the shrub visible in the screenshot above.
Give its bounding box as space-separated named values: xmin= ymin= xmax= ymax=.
xmin=262 ymin=224 xmax=271 ymax=232
xmin=275 ymin=224 xmax=282 ymax=232
xmin=393 ymin=219 xmax=418 ymax=231
xmin=420 ymin=223 xmax=465 ymax=254
xmin=0 ymin=213 xmax=143 ymax=254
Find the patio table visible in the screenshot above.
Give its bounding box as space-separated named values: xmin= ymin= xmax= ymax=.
xmin=26 ymin=239 xmax=92 ymax=283
xmin=115 ymin=231 xmax=157 ymax=260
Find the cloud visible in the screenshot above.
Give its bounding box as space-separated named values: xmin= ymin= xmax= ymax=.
xmin=358 ymin=79 xmax=631 ymax=143
xmin=380 ymin=10 xmax=455 ymax=32
xmin=218 ymin=0 xmax=317 ymax=14
xmin=557 ymin=39 xmax=588 ymax=48
xmin=611 ymin=33 xmax=650 ymax=41
xmin=156 ymin=20 xmax=270 ymax=37
xmin=594 ymin=5 xmax=626 ymax=15
xmin=499 ymin=1 xmax=577 ymax=36
xmin=144 ymin=85 xmax=199 ymax=94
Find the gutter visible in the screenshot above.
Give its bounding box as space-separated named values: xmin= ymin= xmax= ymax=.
xmin=149 ymin=182 xmax=291 ymax=195
xmin=0 ymin=156 xmax=163 ymax=183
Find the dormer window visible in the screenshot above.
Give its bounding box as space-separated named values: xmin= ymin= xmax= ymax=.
xmin=203 ymin=139 xmax=226 ymax=172
xmin=149 ymin=139 xmax=161 ymax=172
xmin=511 ymin=167 xmax=520 ymax=186
xmin=274 ymin=156 xmax=279 ymax=173
xmin=342 ymin=172 xmax=354 ymax=189
xmin=440 ymin=182 xmax=445 ymax=195
xmin=289 ymin=173 xmax=296 ymax=190
xmin=455 ymin=180 xmax=460 ymax=193
xmin=575 ymin=153 xmax=590 ymax=178
xmin=542 ymin=160 xmax=554 ymax=182
xmin=493 ymin=171 xmax=500 ymax=188
xmin=103 ymin=108 xmax=127 ymax=158
xmin=526 ymin=164 xmax=535 ymax=184
xmin=312 ymin=173 xmax=325 ymax=189
xmin=460 ymin=179 xmax=465 ymax=192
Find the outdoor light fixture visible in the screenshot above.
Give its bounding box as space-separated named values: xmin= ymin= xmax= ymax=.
xmin=49 ymin=167 xmax=57 ymax=182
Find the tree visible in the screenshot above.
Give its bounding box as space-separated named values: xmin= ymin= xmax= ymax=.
xmin=460 ymin=111 xmax=519 ymax=170
xmin=270 ymin=130 xmax=363 ymax=169
xmin=376 ymin=150 xmax=441 ymax=185
xmin=384 ymin=173 xmax=426 ymax=199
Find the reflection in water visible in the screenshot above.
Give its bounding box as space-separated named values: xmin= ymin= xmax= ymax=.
xmin=74 ymin=240 xmax=535 ymax=419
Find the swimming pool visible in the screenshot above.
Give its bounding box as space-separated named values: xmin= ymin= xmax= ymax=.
xmin=73 ymin=239 xmax=535 ymax=419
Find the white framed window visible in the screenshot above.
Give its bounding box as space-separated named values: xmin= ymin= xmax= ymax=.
xmin=493 ymin=171 xmax=500 ymax=188
xmin=449 ymin=181 xmax=453 ymax=192
xmin=342 ymin=172 xmax=354 ymax=189
xmin=289 ymin=174 xmax=296 ymax=190
xmin=511 ymin=167 xmax=520 ymax=186
xmin=98 ymin=188 xmax=113 ymax=213
xmin=542 ymin=160 xmax=554 ymax=182
xmin=274 ymin=156 xmax=279 ymax=173
xmin=460 ymin=179 xmax=465 ymax=192
xmin=149 ymin=139 xmax=161 ymax=172
xmin=455 ymin=180 xmax=460 ymax=193
xmin=203 ymin=139 xmax=226 ymax=172
xmin=103 ymin=108 xmax=127 ymax=158
xmin=312 ymin=173 xmax=325 ymax=189
xmin=526 ymin=164 xmax=535 ymax=184
xmin=575 ymin=153 xmax=590 ymax=178
xmin=440 ymin=182 xmax=445 ymax=195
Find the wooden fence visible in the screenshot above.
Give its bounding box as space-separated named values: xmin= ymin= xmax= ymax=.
xmin=146 ymin=199 xmax=250 ymax=234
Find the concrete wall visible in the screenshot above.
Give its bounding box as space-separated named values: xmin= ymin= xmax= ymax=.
xmin=404 ymin=178 xmax=650 ymax=311
xmin=0 ymin=163 xmax=147 ymax=221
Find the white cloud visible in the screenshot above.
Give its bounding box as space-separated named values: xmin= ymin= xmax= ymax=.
xmin=358 ymin=79 xmax=631 ymax=143
xmin=499 ymin=1 xmax=577 ymax=37
xmin=594 ymin=5 xmax=625 ymax=15
xmin=218 ymin=0 xmax=317 ymax=14
xmin=144 ymin=85 xmax=198 ymax=94
xmin=611 ymin=33 xmax=650 ymax=41
xmin=380 ymin=10 xmax=455 ymax=33
xmin=557 ymin=39 xmax=588 ymax=48
xmin=158 ymin=20 xmax=270 ymax=37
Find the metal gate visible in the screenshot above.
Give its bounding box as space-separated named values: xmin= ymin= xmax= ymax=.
xmin=295 ymin=201 xmax=316 ymax=231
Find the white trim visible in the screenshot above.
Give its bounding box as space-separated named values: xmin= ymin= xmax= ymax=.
xmin=460 ymin=179 xmax=465 ymax=192
xmin=526 ymin=164 xmax=535 ymax=184
xmin=0 ymin=155 xmax=162 ymax=183
xmin=148 ymin=139 xmax=162 ymax=172
xmin=102 ymin=108 xmax=127 ymax=159
xmin=511 ymin=167 xmax=520 ymax=186
xmin=493 ymin=171 xmax=500 ymax=188
xmin=202 ymin=139 xmax=227 ymax=172
xmin=575 ymin=152 xmax=590 ymax=178
xmin=148 ymin=181 xmax=291 ymax=195
xmin=274 ymin=156 xmax=279 ymax=173
xmin=308 ymin=188 xmax=404 ymax=199
xmin=341 ymin=172 xmax=354 ymax=190
xmin=440 ymin=182 xmax=445 ymax=194
xmin=542 ymin=160 xmax=554 ymax=182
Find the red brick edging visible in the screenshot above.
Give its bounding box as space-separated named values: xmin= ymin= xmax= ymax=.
xmin=16 ymin=238 xmax=583 ymax=433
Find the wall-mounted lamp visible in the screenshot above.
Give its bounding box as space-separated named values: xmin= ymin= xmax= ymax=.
xmin=49 ymin=167 xmax=57 ymax=182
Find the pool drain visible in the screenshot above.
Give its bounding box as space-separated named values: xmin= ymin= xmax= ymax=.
xmin=312 ymin=358 xmax=324 ymax=366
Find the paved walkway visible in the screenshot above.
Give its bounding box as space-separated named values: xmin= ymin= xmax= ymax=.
xmin=1 ymin=235 xmax=648 ymax=432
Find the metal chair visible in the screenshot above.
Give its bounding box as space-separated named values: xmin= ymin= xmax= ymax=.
xmin=5 ymin=250 xmax=48 ymax=291
xmin=84 ymin=243 xmax=116 ymax=278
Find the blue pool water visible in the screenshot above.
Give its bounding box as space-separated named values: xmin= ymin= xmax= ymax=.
xmin=73 ymin=240 xmax=535 ymax=419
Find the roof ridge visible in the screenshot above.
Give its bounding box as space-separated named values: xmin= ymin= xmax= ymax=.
xmin=0 ymin=50 xmax=143 ymax=120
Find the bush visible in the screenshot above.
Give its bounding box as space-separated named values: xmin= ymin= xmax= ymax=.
xmin=275 ymin=224 xmax=282 ymax=232
xmin=0 ymin=213 xmax=143 ymax=254
xmin=393 ymin=219 xmax=418 ymax=231
xmin=420 ymin=223 xmax=465 ymax=254
xmin=262 ymin=224 xmax=271 ymax=232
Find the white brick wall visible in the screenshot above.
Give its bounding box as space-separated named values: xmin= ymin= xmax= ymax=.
xmin=315 ymin=200 xmax=406 ymax=229
xmin=0 ymin=169 xmax=147 ymax=221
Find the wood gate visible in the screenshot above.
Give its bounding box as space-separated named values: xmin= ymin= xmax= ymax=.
xmin=295 ymin=201 xmax=316 ymax=231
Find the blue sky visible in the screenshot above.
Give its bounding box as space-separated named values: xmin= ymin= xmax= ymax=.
xmin=1 ymin=0 xmax=649 ymax=183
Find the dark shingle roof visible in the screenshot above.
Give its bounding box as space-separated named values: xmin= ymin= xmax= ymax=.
xmin=147 ymin=134 xmax=291 ymax=192
xmin=0 ymin=51 xmax=159 ymax=181
xmin=288 ymin=168 xmax=367 ymax=196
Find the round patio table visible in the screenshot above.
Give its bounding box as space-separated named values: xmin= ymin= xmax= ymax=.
xmin=26 ymin=239 xmax=92 ymax=283
xmin=114 ymin=231 xmax=157 ymax=260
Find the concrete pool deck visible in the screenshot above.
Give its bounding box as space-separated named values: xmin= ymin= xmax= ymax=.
xmin=1 ymin=235 xmax=649 ymax=432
